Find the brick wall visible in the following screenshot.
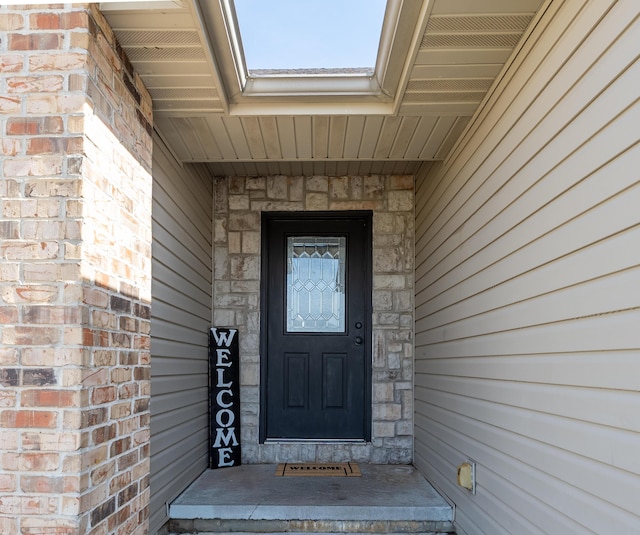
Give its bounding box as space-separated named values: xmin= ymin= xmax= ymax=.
xmin=214 ymin=175 xmax=414 ymax=464
xmin=1 ymin=5 xmax=152 ymax=534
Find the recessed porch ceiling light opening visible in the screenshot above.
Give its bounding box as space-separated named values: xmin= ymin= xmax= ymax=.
xmin=233 ymin=0 xmax=387 ymax=76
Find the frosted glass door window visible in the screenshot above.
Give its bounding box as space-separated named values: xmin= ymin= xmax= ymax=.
xmin=287 ymin=237 xmax=346 ymax=332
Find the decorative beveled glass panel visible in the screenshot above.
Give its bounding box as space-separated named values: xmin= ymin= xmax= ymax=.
xmin=286 ymin=236 xmax=346 ymax=333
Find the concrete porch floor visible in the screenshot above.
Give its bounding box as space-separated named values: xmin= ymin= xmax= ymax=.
xmin=169 ymin=464 xmax=454 ymax=533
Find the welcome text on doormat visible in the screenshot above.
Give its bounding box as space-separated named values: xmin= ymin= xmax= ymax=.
xmin=275 ymin=462 xmax=361 ymax=477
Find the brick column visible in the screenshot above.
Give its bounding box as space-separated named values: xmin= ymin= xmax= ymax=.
xmin=1 ymin=5 xmax=152 ymax=534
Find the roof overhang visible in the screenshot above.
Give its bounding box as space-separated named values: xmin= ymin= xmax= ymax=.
xmin=20 ymin=0 xmax=548 ymax=175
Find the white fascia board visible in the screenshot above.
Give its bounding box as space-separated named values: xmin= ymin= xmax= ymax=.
xmin=243 ymin=75 xmax=391 ymax=99
xmin=188 ymin=0 xmax=231 ymax=113
xmin=100 ymin=1 xmax=183 ymax=9
xmin=227 ymin=100 xmax=395 ymax=117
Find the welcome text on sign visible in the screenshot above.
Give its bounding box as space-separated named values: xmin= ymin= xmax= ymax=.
xmin=209 ymin=328 xmax=241 ymax=468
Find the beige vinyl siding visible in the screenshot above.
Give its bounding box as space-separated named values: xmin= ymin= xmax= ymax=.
xmin=413 ymin=0 xmax=640 ymax=534
xmin=150 ymin=134 xmax=213 ymax=533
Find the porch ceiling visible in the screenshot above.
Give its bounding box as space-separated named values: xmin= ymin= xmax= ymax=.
xmin=101 ymin=0 xmax=546 ymax=176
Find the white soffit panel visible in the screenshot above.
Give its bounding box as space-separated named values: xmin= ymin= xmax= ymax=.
xmin=103 ymin=2 xmax=224 ymax=114
xmin=400 ymin=0 xmax=542 ymax=115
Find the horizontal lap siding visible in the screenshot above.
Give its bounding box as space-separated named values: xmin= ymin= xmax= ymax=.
xmin=413 ymin=1 xmax=640 ymax=534
xmin=150 ymin=134 xmax=213 ymax=533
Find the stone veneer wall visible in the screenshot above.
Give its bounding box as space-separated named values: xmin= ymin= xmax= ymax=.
xmin=213 ymin=175 xmax=414 ymax=464
xmin=0 ymin=5 xmax=152 ymax=534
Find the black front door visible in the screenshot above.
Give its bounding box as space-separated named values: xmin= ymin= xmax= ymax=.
xmin=260 ymin=212 xmax=372 ymax=441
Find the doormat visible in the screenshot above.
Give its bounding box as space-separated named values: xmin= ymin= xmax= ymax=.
xmin=275 ymin=462 xmax=361 ymax=477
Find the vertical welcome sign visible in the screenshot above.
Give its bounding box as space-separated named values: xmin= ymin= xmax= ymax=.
xmin=209 ymin=327 xmax=241 ymax=468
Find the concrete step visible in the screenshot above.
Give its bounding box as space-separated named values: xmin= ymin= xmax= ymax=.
xmin=168 ymin=464 xmax=455 ymax=534
xmin=169 ymin=521 xmax=454 ymax=534
xmin=167 ymin=531 xmax=455 ymax=535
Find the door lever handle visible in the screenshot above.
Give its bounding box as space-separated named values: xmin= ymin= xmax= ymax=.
xmin=354 ymin=336 xmax=363 ymax=345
